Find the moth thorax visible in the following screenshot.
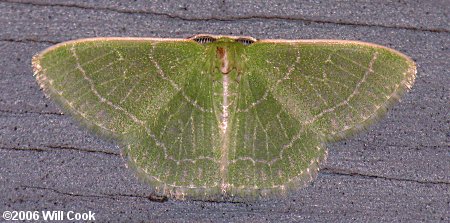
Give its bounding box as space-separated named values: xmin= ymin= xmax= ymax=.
xmin=216 ymin=47 xmax=232 ymax=74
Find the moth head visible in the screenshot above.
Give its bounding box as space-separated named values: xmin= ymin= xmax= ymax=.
xmin=190 ymin=34 xmax=257 ymax=46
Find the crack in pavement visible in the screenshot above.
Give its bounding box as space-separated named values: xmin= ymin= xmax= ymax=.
xmin=5 ymin=144 xmax=447 ymax=186
xmin=0 ymin=38 xmax=59 ymax=44
xmin=2 ymin=0 xmax=448 ymax=33
xmin=321 ymin=167 xmax=450 ymax=185
xmin=191 ymin=198 xmax=246 ymax=204
xmin=1 ymin=146 xmax=448 ymax=185
xmin=0 ymin=109 xmax=63 ymax=116
xmin=0 ymin=145 xmax=119 ymax=156
xmin=19 ymin=185 xmax=168 ymax=202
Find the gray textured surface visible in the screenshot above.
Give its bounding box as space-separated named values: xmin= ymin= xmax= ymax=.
xmin=0 ymin=0 xmax=449 ymax=222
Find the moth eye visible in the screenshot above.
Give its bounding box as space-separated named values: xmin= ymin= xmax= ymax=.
xmin=193 ymin=36 xmax=216 ymax=44
xmin=235 ymin=38 xmax=255 ymax=46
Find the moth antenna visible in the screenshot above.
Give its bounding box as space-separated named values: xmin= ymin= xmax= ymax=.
xmin=235 ymin=38 xmax=255 ymax=46
xmin=193 ymin=36 xmax=216 ymax=44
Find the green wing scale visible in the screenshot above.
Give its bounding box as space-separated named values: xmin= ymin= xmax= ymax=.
xmin=32 ymin=35 xmax=416 ymax=200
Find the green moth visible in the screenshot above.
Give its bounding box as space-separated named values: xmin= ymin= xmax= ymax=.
xmin=32 ymin=34 xmax=416 ymax=201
